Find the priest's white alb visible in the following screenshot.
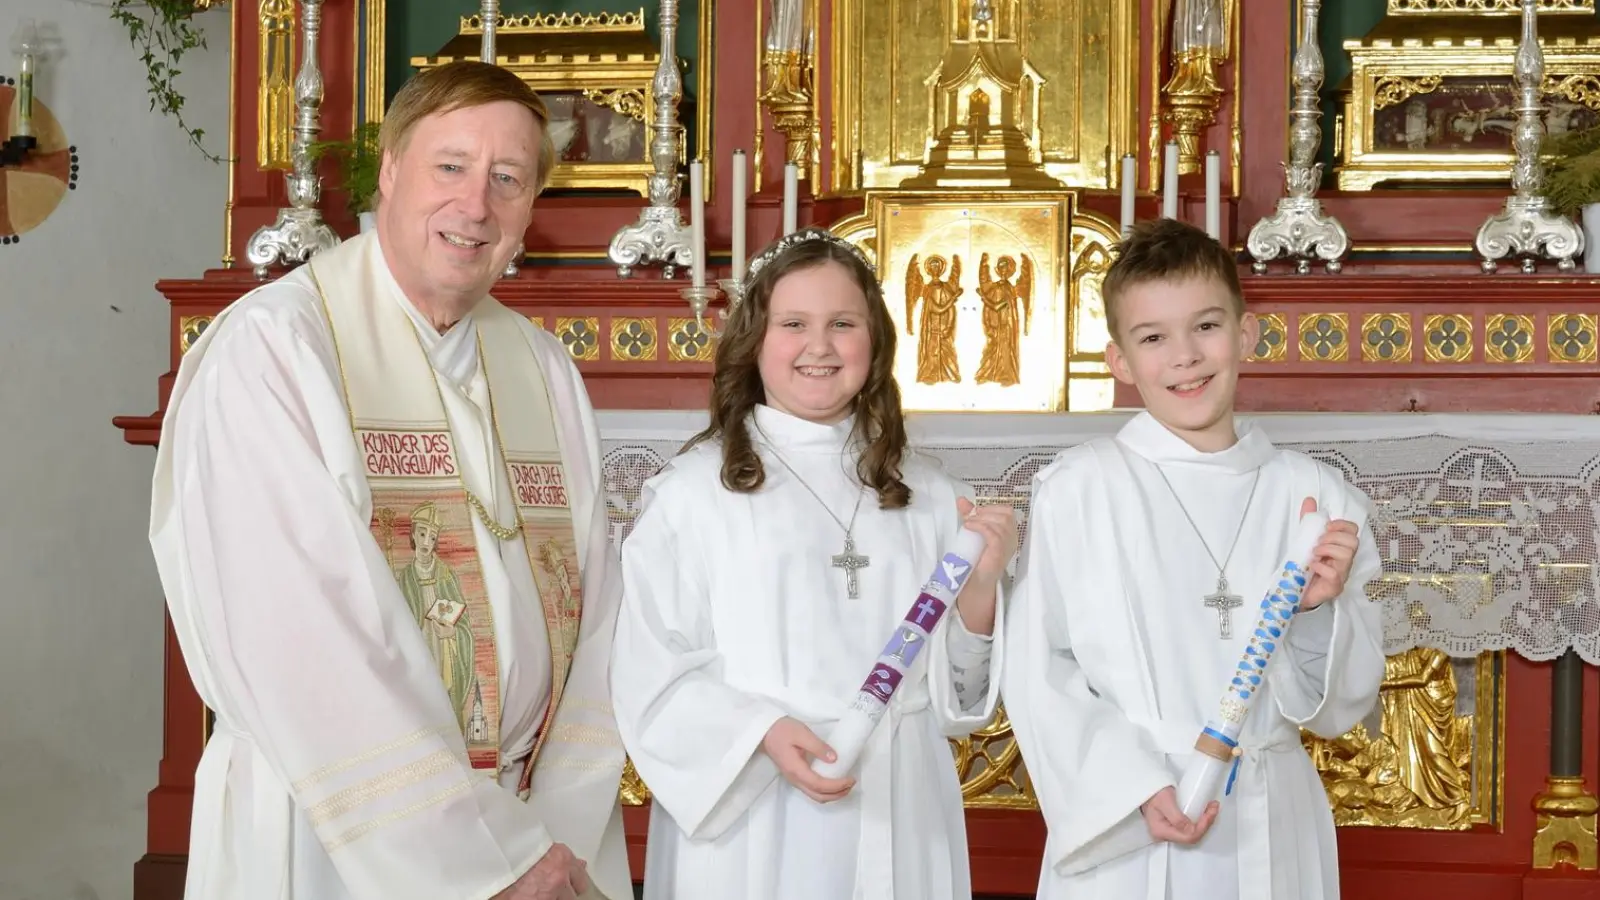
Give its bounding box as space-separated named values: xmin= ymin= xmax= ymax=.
xmin=813 ymin=526 xmax=988 ymax=779
xmin=1174 ymin=509 xmax=1328 ymax=820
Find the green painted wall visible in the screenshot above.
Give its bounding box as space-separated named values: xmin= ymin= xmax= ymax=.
xmin=381 ymin=0 xmax=703 ymax=150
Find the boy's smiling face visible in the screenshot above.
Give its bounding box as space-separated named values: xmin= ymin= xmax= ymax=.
xmin=1106 ymin=274 xmax=1258 ymax=452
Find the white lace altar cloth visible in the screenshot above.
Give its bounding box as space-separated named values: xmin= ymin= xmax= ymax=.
xmin=595 ymin=410 xmax=1600 ymax=663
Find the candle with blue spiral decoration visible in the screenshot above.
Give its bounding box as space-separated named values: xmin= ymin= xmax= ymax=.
xmin=1174 ymin=510 xmax=1328 ymax=820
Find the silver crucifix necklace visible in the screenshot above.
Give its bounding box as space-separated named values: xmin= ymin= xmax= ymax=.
xmin=1151 ymin=465 xmax=1260 ymax=640
xmin=767 ymin=450 xmax=869 ymax=599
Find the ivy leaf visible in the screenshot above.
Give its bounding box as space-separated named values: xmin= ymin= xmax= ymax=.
xmin=110 ymin=0 xmax=226 ymax=164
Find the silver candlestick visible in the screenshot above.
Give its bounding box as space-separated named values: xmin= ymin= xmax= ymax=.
xmin=608 ymin=0 xmax=694 ymax=279
xmin=480 ymin=0 xmax=498 ymax=62
xmin=1246 ymin=0 xmax=1348 ymax=275
xmin=716 ymin=277 xmax=744 ymax=313
xmin=682 ymin=285 xmax=723 ymax=333
xmin=1475 ymin=0 xmax=1582 ymax=274
xmin=246 ymin=0 xmax=339 ymax=279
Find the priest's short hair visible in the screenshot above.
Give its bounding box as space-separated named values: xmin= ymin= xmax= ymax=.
xmin=1103 ymin=218 xmax=1243 ymax=342
xmin=380 ymin=60 xmax=557 ymax=195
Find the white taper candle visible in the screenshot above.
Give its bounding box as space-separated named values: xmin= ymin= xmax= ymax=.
xmin=689 ymin=161 xmax=706 ymax=288
xmin=1205 ymin=151 xmax=1221 ymax=240
xmin=783 ymin=163 xmax=799 ymax=236
xmin=731 ymin=150 xmax=748 ymax=280
xmin=1120 ymin=153 xmax=1136 ymax=238
xmin=1162 ymin=141 xmax=1178 ymax=220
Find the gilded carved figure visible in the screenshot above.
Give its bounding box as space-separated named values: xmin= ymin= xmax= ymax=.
xmin=906 ymin=253 xmax=964 ymax=385
xmin=975 ymin=252 xmax=1033 ymax=387
xmin=1303 ymin=647 xmax=1473 ymax=829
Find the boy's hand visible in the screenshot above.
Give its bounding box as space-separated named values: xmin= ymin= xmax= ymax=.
xmin=1298 ymin=497 xmax=1360 ymax=611
xmin=1140 ymin=786 xmax=1218 ymax=844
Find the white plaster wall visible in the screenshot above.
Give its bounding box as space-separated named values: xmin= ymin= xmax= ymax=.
xmin=0 ymin=2 xmax=230 ymax=898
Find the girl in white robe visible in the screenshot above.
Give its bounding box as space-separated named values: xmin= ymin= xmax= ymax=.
xmin=610 ymin=228 xmax=1018 ymax=900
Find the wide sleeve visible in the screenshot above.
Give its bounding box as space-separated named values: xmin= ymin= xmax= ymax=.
xmin=1269 ymin=468 xmax=1386 ymax=737
xmin=149 ymin=303 xmax=553 ymax=899
xmin=1001 ymin=473 xmax=1172 ymax=877
xmin=609 ymin=469 xmax=790 ymax=841
xmin=928 ymin=478 xmax=1005 ymax=734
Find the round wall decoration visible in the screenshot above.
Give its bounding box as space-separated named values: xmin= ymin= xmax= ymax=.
xmin=0 ymin=76 xmax=79 ymax=246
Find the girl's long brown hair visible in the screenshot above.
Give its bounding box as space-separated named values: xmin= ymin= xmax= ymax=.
xmin=682 ymin=231 xmax=911 ymax=509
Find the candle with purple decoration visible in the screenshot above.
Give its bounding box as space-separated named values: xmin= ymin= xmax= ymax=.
xmin=812 ymin=527 xmax=988 ymax=779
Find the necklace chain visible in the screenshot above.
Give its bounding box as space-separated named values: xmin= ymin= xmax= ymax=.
xmin=766 ymin=448 xmax=866 ymax=536
xmin=1151 ymin=464 xmax=1260 ymax=581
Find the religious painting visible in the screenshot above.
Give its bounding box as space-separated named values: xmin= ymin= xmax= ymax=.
xmin=853 ymin=191 xmax=1074 ymax=412
xmin=1337 ymin=7 xmax=1600 ymax=189
xmin=1370 ymin=77 xmax=1600 ymax=154
xmin=544 ymin=91 xmax=649 ymax=165
xmin=353 ymin=1 xmax=714 ymax=195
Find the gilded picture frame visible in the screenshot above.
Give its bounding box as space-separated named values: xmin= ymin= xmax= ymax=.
xmin=351 ymin=4 xmax=717 ymax=197
xmin=1337 ymin=12 xmax=1600 ymax=190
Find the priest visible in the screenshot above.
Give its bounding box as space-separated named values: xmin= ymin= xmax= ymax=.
xmin=148 ymin=61 xmax=629 ymax=900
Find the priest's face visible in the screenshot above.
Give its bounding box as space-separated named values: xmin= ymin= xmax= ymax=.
xmin=1106 ymin=275 xmax=1258 ymax=451
xmin=377 ymin=100 xmax=541 ymax=324
xmin=757 ymin=261 xmax=874 ymax=424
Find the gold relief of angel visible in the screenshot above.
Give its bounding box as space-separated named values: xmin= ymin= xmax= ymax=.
xmin=905 ymin=253 xmax=963 ymax=385
xmin=974 ymin=252 xmax=1033 ymax=387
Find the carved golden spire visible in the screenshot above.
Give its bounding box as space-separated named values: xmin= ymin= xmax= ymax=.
xmin=900 ymin=0 xmax=1062 ymax=189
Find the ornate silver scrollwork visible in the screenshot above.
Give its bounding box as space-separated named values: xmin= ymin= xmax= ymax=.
xmin=246 ymin=0 xmax=339 ymax=279
xmin=1474 ymin=0 xmax=1584 ymax=273
xmin=607 ymin=0 xmax=694 ymax=279
xmin=1246 ymin=0 xmax=1349 ymax=275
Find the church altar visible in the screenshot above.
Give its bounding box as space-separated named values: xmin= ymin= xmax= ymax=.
xmin=109 ymin=0 xmax=1600 ymax=897
xmin=597 ymin=409 xmax=1600 ymax=664
xmin=589 ymin=411 xmax=1598 ymax=895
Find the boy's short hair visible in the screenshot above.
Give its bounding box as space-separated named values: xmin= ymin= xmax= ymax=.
xmin=1102 ymin=219 xmax=1244 ymax=342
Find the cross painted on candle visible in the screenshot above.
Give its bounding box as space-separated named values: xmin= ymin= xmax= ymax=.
xmin=910 ymin=593 xmax=947 ymax=628
xmin=832 ymin=535 xmax=870 ymax=599
xmin=1204 ymin=576 xmax=1244 ymax=639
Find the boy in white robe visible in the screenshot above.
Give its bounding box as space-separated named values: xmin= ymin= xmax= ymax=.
xmin=609 ymin=229 xmax=1020 ymax=900
xmin=1004 ymin=219 xmax=1385 ymax=900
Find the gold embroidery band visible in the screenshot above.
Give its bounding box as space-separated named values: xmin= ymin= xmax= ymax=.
xmin=477 ymin=308 xmax=586 ymax=798
xmin=361 ymin=430 xmax=502 ymax=772
xmin=309 ymin=234 xmax=587 ymax=790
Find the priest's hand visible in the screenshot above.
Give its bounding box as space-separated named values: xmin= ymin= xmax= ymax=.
xmin=495 ymin=843 xmax=588 ymax=900
xmin=1298 ymin=497 xmax=1360 ymax=611
xmin=1139 ymin=786 xmax=1218 ymax=845
xmin=954 ymin=497 xmax=1019 ymax=637
xmin=761 ymin=716 xmax=856 ymax=804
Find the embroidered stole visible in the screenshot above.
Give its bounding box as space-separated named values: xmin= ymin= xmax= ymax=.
xmin=310 ymin=235 xmax=584 ymax=784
